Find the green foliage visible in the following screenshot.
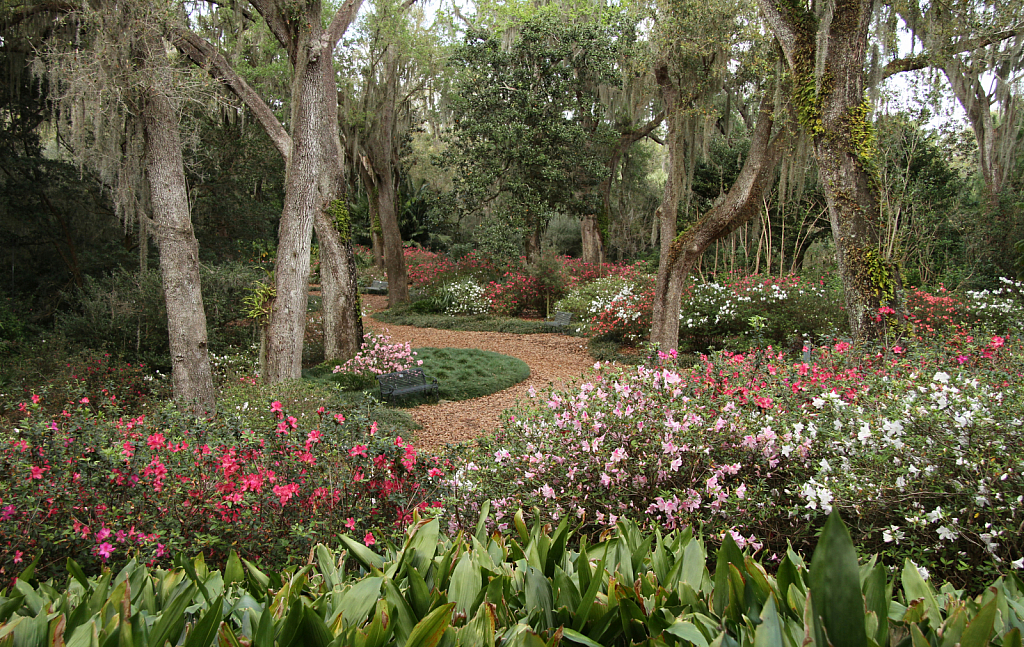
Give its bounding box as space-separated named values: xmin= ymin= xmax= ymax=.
xmin=243 ymin=271 xmax=276 ymax=326
xmin=57 ymin=263 xmax=261 ymax=368
xmin=5 ymin=512 xmax=1024 ymax=647
xmin=439 ymin=13 xmax=620 ymax=243
xmin=374 ymin=305 xmax=554 ymax=334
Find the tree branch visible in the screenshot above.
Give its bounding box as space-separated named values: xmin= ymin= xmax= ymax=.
xmin=325 ymin=0 xmax=365 ymax=49
xmin=248 ymin=0 xmax=293 ymax=55
xmin=880 ymin=27 xmax=1023 ymax=80
xmin=168 ymin=26 xmax=292 ymax=163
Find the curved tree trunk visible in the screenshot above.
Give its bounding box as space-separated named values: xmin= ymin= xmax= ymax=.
xmin=171 ymin=0 xmax=365 ymax=383
xmin=650 ymin=94 xmax=785 ymax=351
xmin=758 ymin=0 xmax=904 ymax=341
xmin=141 ymin=85 xmax=216 ymax=414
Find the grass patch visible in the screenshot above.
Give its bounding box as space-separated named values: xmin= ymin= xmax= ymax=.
xmin=302 ymin=347 xmax=529 ymax=406
xmin=375 ymin=303 xmax=567 ymax=335
xmin=416 ymin=347 xmax=530 ymax=402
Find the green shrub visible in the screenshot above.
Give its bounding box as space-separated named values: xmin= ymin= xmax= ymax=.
xmin=57 ymin=263 xmax=260 ymax=368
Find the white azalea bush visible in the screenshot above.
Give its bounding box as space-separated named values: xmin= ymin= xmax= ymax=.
xmin=554 ymin=276 xmax=650 ymax=321
xmin=431 ymin=278 xmax=490 ymax=316
xmin=458 ymin=333 xmax=1024 ymax=587
xmin=965 ymin=277 xmax=1024 ymax=331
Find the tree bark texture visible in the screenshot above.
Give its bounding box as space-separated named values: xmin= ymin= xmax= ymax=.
xmin=141 ymin=86 xmax=216 ymax=414
xmin=314 ymin=209 xmax=363 ymax=361
xmin=361 ymin=46 xmax=410 ymax=307
xmin=757 ymin=0 xmax=904 ymax=342
xmin=581 ymin=214 xmax=603 ymax=266
xmin=649 ymin=95 xmax=785 ymax=351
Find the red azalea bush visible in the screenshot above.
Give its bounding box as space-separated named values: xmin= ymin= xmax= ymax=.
xmin=0 ymin=398 xmax=447 ymax=579
xmin=486 ymin=272 xmax=545 ymax=316
xmin=905 ymin=285 xmax=972 ymax=335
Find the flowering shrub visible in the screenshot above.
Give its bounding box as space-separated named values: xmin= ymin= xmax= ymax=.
xmin=0 ymin=397 xmax=447 ymax=578
xmin=332 ymin=331 xmax=422 ymax=376
xmin=431 ymin=278 xmax=489 ymax=316
xmin=965 ymin=277 xmax=1024 ymax=332
xmin=587 ymin=278 xmax=656 ymax=343
xmin=460 ymin=333 xmax=1024 ymax=587
xmin=486 ymin=272 xmax=544 ymax=316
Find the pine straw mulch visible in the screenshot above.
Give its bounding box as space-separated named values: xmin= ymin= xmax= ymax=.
xmin=359 ymin=295 xmax=596 ymax=453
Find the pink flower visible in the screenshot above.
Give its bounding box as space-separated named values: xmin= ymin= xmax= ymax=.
xmin=428 ymin=468 xmax=443 ymax=477
xmin=270 ymin=400 xmax=283 ymax=413
xmin=992 ymin=336 xmax=1005 ymax=348
xmin=352 ymin=469 xmax=364 ymax=482
xmin=349 ymin=445 xmax=368 ymax=458
xmin=30 ymin=466 xmax=46 ymax=479
xmin=95 ymin=527 xmax=111 ymax=541
xmin=540 ymin=484 xmax=555 ymax=499
xmin=13 ymin=550 xmax=23 ymax=564
xmin=272 ymin=483 xmax=300 ymax=506
xmin=345 ymin=517 xmax=355 ymax=530
xmin=369 ymin=421 xmax=377 ymax=436
xmin=364 ymin=532 xmax=376 ymax=546
xmin=97 ymin=542 xmax=114 ymax=560
xmin=335 ymin=413 xmax=346 ymax=424
xmin=155 ymin=543 xmax=167 ymax=558
xmin=80 ymin=397 xmax=89 ymax=404
xmin=31 ymin=394 xmax=40 ymax=404
xmin=146 ymin=433 xmax=166 ymax=450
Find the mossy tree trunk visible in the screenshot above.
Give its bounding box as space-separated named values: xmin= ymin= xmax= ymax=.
xmin=758 ymin=0 xmax=904 ymax=342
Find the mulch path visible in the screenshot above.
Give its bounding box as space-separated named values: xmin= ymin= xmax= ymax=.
xmin=359 ymin=295 xmax=596 ymax=452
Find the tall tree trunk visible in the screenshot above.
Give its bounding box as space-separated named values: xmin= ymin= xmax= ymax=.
xmin=315 ymin=208 xmax=363 ymax=361
xmin=758 ymin=0 xmax=904 ymax=341
xmin=170 ymin=0 xmax=365 ymax=383
xmin=266 ymin=29 xmax=347 ymax=381
xmin=376 ymin=162 xmax=409 ymax=306
xmin=581 ymin=214 xmax=603 ymax=265
xmin=650 ymin=94 xmax=785 ymax=351
xmin=141 ymin=86 xmax=216 ymax=414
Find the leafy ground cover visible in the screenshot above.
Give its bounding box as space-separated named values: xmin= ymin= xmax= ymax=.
xmin=3 ymin=509 xmax=1021 ymax=647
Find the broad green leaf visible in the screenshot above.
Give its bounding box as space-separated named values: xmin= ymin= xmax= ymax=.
xmin=339 ymin=535 xmax=385 ymax=572
xmin=514 ymin=510 xmax=529 ymax=544
xmin=242 ymin=560 xmax=269 ymax=597
xmin=336 ymin=578 xmax=384 ymax=629
xmin=315 ymin=545 xmax=338 ymax=590
xmin=862 ymin=563 xmax=888 ymax=646
xmin=754 ymin=596 xmax=783 ymax=647
xmin=384 ymin=579 xmax=418 ymax=647
xmin=572 ymin=552 xmax=606 ymax=632
xmin=406 ymin=519 xmax=441 ymax=571
xmin=712 ymin=533 xmax=743 ymax=618
xmin=448 ymin=554 xmax=481 ymax=618
xmin=900 ymin=559 xmax=940 ymax=625
xmin=808 ymin=510 xmax=866 ymax=647
xmin=184 ymin=595 xmax=224 ymax=647
xmin=474 ymin=500 xmax=491 ymax=544
xmin=147 ymin=582 xmax=197 ymax=647
xmin=405 ymin=603 xmax=454 ymax=647
xmin=456 ymin=601 xmax=496 ymax=647
xmin=407 ymin=566 xmax=432 ymax=620
xmin=560 ymin=627 xmax=603 ymax=647
xmin=253 ymin=606 xmax=274 ymax=647
xmin=524 ymin=565 xmax=554 ymax=630
xmin=223 ymin=552 xmax=243 ymax=587
xmin=67 ymin=559 xmax=91 ymax=591
xmin=960 ymin=598 xmax=997 ymax=647
xmin=665 ymin=621 xmax=709 ymax=647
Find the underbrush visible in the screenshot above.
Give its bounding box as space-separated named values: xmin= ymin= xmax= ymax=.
xmin=374 ymin=304 xmax=557 ymax=335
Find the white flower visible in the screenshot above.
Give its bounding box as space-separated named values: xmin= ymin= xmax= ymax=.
xmin=1012 ymin=557 xmax=1024 ymax=569
xmin=925 ymin=506 xmax=943 ymax=523
xmin=937 ymin=526 xmax=958 ymax=541
xmin=812 ymin=397 xmax=826 ymax=409
xmin=933 ymin=371 xmax=951 ymax=384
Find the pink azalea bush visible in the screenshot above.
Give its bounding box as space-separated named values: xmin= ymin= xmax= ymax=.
xmin=460 ymin=333 xmax=1024 ymax=587
xmin=332 ymin=330 xmax=422 ymax=376
xmin=0 ymin=397 xmax=447 ymax=579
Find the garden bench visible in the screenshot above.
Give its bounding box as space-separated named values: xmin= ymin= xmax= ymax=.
xmin=377 ymin=369 xmax=439 ymax=405
xmin=366 ymin=280 xmax=388 ymax=295
xmin=543 ymin=311 xmax=573 ymax=333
